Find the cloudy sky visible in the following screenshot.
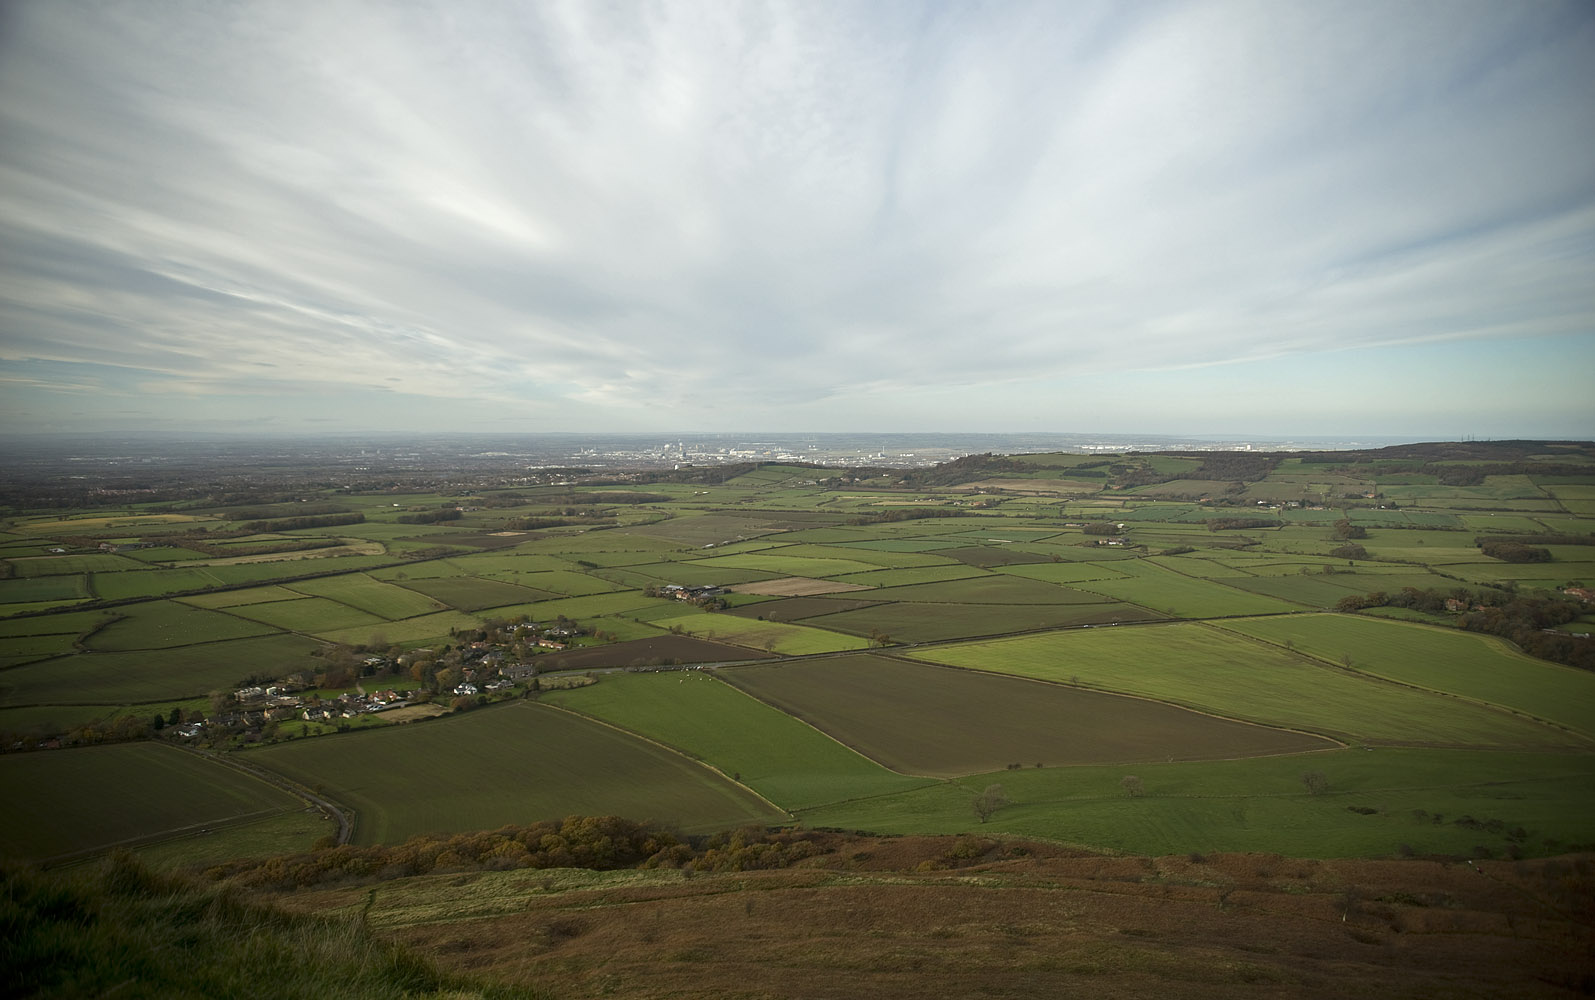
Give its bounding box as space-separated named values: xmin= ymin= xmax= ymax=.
xmin=1 ymin=1 xmax=1591 ymax=439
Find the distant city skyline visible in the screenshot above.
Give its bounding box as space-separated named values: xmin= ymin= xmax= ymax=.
xmin=1 ymin=2 xmax=1591 ymax=439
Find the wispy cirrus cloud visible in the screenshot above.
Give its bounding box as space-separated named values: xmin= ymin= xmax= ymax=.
xmin=0 ymin=0 xmax=1590 ymax=434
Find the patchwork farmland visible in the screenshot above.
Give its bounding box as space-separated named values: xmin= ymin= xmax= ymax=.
xmin=2 ymin=439 xmax=1593 ymax=868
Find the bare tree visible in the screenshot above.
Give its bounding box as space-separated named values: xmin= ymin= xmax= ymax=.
xmin=1120 ymin=775 xmax=1145 ymax=797
xmin=1302 ymin=770 xmax=1330 ymax=795
xmin=972 ymin=784 xmax=1011 ymax=823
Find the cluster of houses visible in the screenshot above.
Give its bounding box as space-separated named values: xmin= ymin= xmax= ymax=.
xmin=660 ymin=584 xmax=726 ymax=602
xmin=155 ymin=619 xmax=599 ymax=745
xmin=214 ymin=680 xmax=412 ymax=732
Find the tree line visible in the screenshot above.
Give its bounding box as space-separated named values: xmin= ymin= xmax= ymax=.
xmin=204 ymin=817 xmax=830 ymax=888
xmin=1478 ymin=540 xmax=1552 ymax=563
xmin=240 ymin=513 xmax=365 ymax=532
xmin=1335 ymin=586 xmax=1592 ymax=671
xmin=395 ymin=508 xmax=462 ymax=525
xmin=1205 ymin=517 xmax=1282 ymax=531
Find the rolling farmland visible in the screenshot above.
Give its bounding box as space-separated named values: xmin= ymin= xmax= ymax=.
xmin=249 ymin=702 xmax=784 ymax=843
xmin=910 ymin=624 xmax=1583 ymax=748
xmin=2 ymin=438 xmax=1592 ymax=869
xmin=720 ymin=655 xmax=1335 ymax=775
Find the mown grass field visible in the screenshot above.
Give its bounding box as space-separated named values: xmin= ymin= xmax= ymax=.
xmin=83 ymin=601 xmax=277 ymax=651
xmin=1216 ymin=614 xmax=1595 ymax=740
xmin=828 ymin=564 xmax=988 ymax=587
xmin=0 ymin=634 xmax=327 ymax=706
xmin=176 ymin=585 xmax=305 ymax=609
xmin=225 ymin=596 xmax=386 ymax=634
xmin=0 ymin=742 xmax=301 ymax=861
xmin=544 ymin=671 xmax=932 ymax=809
xmin=863 ymin=574 xmax=1105 ymax=605
xmin=797 ymin=748 xmax=1595 ymax=858
xmin=393 ymin=576 xmax=556 ymax=612
xmin=799 ymin=600 xmax=1159 ymax=642
xmin=0 ymin=608 xmax=114 ymax=637
xmin=286 ymin=574 xmax=446 ymax=619
xmin=910 ymin=624 xmax=1581 ymax=748
xmin=647 ymin=612 xmax=871 ymax=655
xmin=1067 ymin=563 xmax=1306 ymax=617
xmin=89 ymin=567 xmax=226 ymax=601
xmin=722 ymin=655 xmax=1334 ymax=777
xmin=250 ymin=702 xmax=784 ymax=843
xmin=690 ymin=551 xmax=887 ymax=579
xmin=315 ymin=610 xmax=482 ymax=647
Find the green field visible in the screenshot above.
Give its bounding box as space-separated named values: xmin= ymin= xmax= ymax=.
xmin=500 ymin=569 xmax=622 ymax=597
xmin=1216 ymin=614 xmax=1595 ymax=740
xmin=910 ymin=624 xmax=1580 ymax=748
xmin=800 ymin=600 xmax=1160 ymax=642
xmin=225 ymin=596 xmax=386 ymax=634
xmin=0 ymin=742 xmax=301 ymax=862
xmin=392 ymin=576 xmax=556 ymax=612
xmin=7 ymin=553 xmax=144 ymax=576
xmin=83 ymin=601 xmax=278 ymax=651
xmin=249 ymin=702 xmax=784 ymax=843
xmin=314 ymin=610 xmax=483 ymax=647
xmin=691 ymin=552 xmax=886 ymax=578
xmin=722 ymin=655 xmax=1334 ymax=777
xmin=286 ymin=574 xmax=446 ymax=619
xmin=89 ymin=567 xmax=225 ymax=601
xmin=648 ymin=613 xmax=871 ymax=655
xmin=0 ymin=576 xmax=90 ymax=605
xmin=995 ymin=561 xmax=1134 ymax=584
xmin=827 ymin=564 xmax=988 ymax=588
xmin=0 ymin=634 xmax=79 ymax=661
xmin=0 ymin=609 xmax=115 ymax=637
xmin=864 ymin=574 xmax=1107 ymax=605
xmin=0 ymin=634 xmax=327 ymax=706
xmin=1068 ymin=563 xmax=1306 ymax=617
xmin=177 ymin=585 xmax=306 ymax=609
xmin=544 ymin=671 xmax=932 ymax=809
xmin=797 ymin=748 xmax=1595 ymax=858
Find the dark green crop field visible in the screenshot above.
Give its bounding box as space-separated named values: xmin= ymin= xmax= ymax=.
xmin=249 ymin=702 xmax=784 ymax=843
xmin=721 ymin=654 xmax=1335 ymax=776
xmin=0 ymin=742 xmax=301 ymax=861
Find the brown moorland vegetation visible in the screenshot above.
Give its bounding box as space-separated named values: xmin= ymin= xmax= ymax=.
xmin=271 ymin=832 xmax=1595 ymax=1000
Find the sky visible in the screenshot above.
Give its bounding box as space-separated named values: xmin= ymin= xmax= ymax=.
xmin=0 ymin=1 xmax=1591 ymax=440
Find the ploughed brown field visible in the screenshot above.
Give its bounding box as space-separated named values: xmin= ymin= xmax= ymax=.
xmin=279 ymin=834 xmax=1595 ymax=1000
xmin=720 ymin=655 xmax=1336 ymax=774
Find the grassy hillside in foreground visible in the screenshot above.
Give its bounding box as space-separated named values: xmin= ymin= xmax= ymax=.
xmin=277 ymin=836 xmax=1595 ymax=1000
xmin=2 ymin=853 xmax=546 ymax=1000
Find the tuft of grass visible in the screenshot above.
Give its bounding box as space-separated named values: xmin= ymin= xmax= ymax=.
xmin=1 ymin=852 xmax=550 ymax=999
